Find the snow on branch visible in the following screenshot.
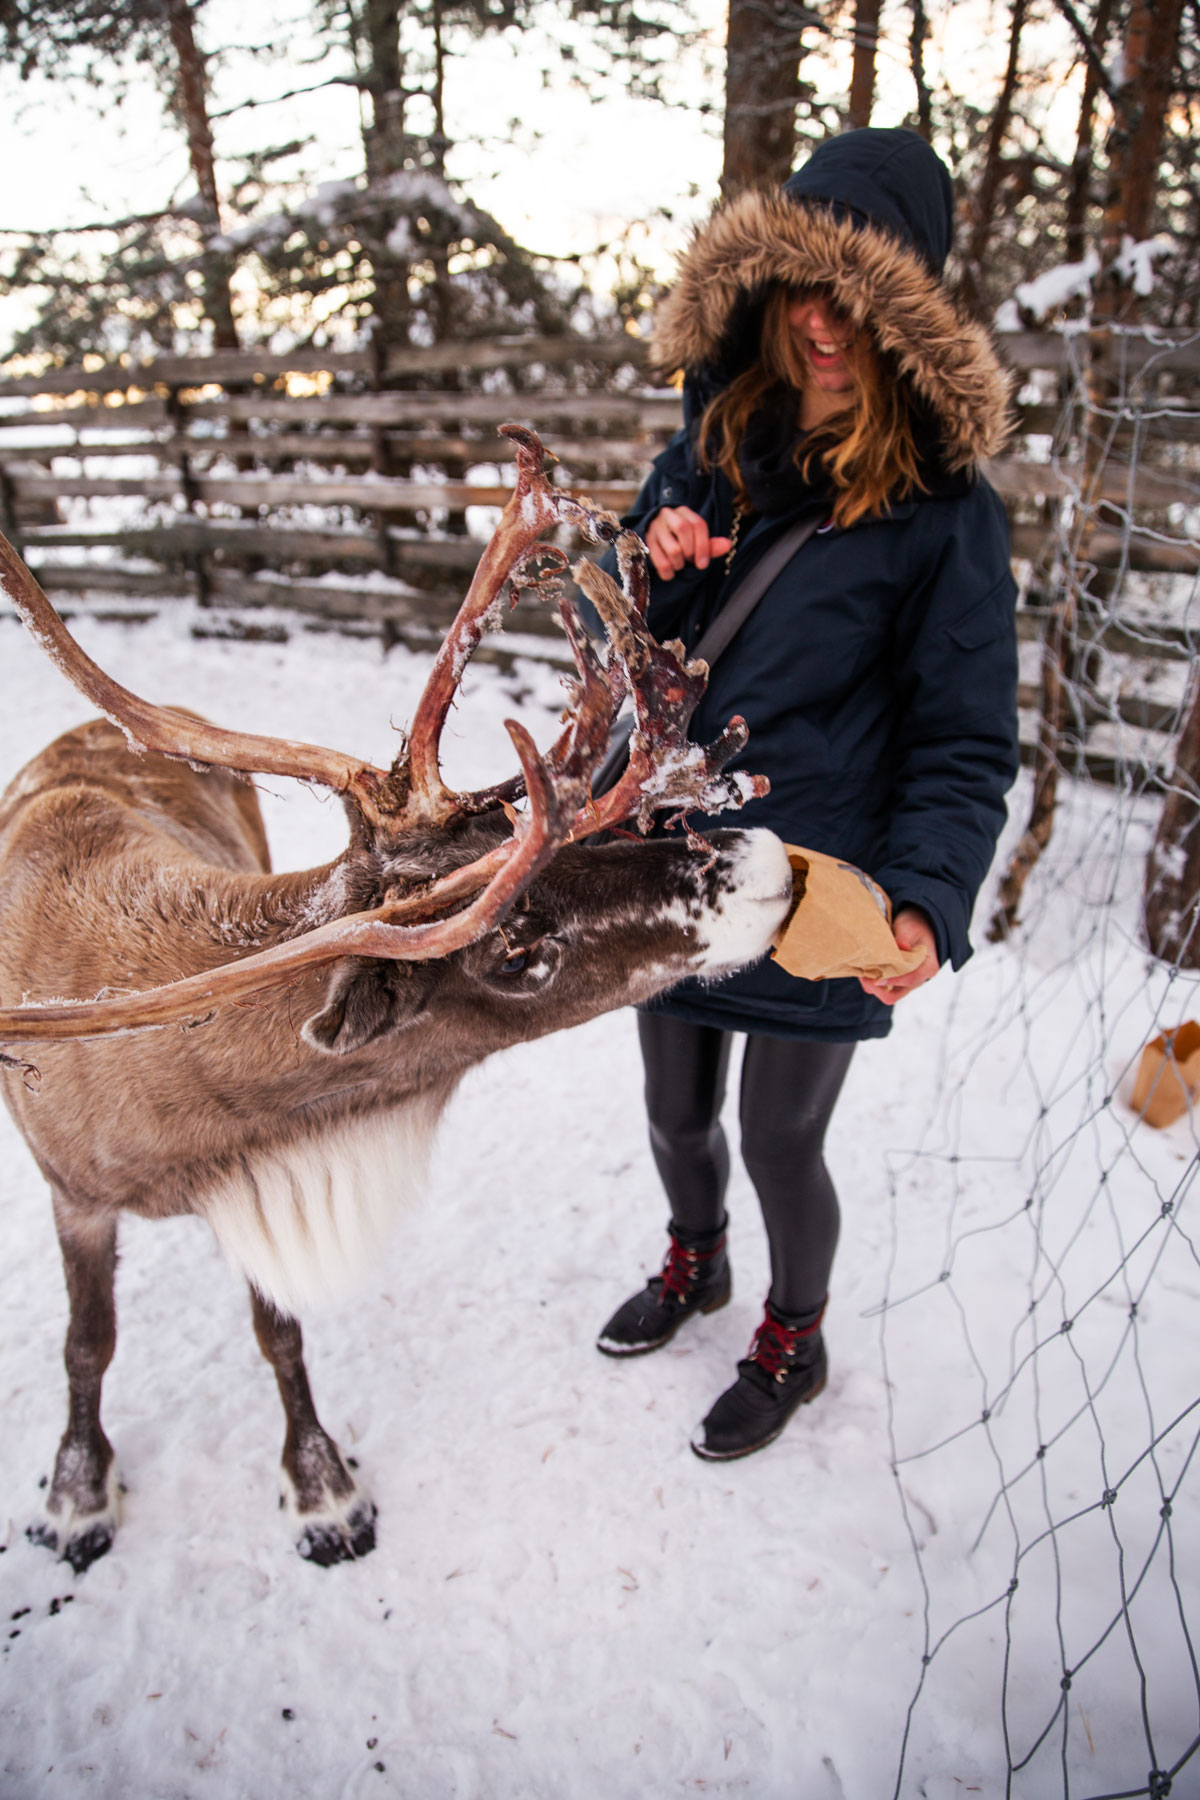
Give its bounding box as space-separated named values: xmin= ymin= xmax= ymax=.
xmin=995 ymin=237 xmax=1177 ymax=329
xmin=210 ymin=169 xmax=502 ymax=260
xmin=1114 ymin=234 xmax=1176 ymax=298
xmin=1009 ymin=253 xmax=1100 ymax=325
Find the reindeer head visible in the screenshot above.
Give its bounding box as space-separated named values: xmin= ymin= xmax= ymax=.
xmin=0 ymin=426 xmax=787 ymax=1066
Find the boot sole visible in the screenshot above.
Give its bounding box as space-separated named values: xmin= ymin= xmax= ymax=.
xmin=596 ymin=1286 xmax=732 ymax=1358
xmin=689 ymin=1372 xmax=828 ymax=1461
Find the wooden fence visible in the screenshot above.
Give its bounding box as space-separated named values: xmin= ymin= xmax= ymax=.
xmin=0 ymin=328 xmax=1197 ymax=781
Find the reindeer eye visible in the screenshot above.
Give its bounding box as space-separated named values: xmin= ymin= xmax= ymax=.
xmin=488 ymin=935 xmax=559 ymax=991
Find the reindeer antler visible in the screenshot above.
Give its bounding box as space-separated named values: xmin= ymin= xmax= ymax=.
xmin=0 ymin=720 xmax=579 ymax=1045
xmin=0 ymin=534 xmax=395 ymax=824
xmin=0 ymin=427 xmax=769 ymax=1047
xmin=566 ymin=546 xmax=765 ymax=840
xmin=398 ymin=425 xmax=565 ymax=824
xmin=0 ymin=426 xmax=567 ymax=832
xmin=0 ymin=425 xmax=757 ymax=839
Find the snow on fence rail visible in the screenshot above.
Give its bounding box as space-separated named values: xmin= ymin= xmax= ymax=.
xmin=0 ymin=327 xmax=1196 ymax=785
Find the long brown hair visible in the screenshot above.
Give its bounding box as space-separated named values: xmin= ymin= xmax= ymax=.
xmin=697 ymin=286 xmax=927 ymax=529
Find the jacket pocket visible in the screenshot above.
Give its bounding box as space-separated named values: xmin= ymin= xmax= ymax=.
xmin=945 ymin=577 xmax=1014 ymax=651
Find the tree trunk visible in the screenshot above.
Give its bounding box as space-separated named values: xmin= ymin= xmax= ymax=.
xmin=908 ymin=0 xmax=932 ymax=141
xmin=995 ymin=0 xmax=1188 ymax=948
xmin=429 ymin=0 xmax=448 ymax=177
xmin=993 ymin=0 xmax=1187 ymax=943
xmin=987 ymin=584 xmax=1076 ymax=942
xmin=847 ymin=0 xmax=882 ymax=128
xmin=1064 ymin=0 xmax=1115 ymax=265
xmin=957 ymin=0 xmax=1028 ymax=317
xmin=359 ymin=0 xmax=412 ymax=348
xmin=989 ymin=331 xmax=1113 ymax=943
xmin=1145 ymin=669 xmax=1200 ymax=968
xmin=722 ymin=0 xmax=818 ymax=196
xmin=1098 ymin=0 xmax=1185 ymax=292
xmin=426 ymin=0 xmax=454 ymax=349
xmin=1114 ymin=0 xmax=1195 ymax=963
xmin=164 ymin=0 xmax=239 ymax=351
xmin=987 ymin=0 xmax=1106 ymax=945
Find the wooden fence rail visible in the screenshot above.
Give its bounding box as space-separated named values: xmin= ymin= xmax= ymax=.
xmin=0 ymin=327 xmax=1196 ymax=785
xmin=0 ymin=333 xmax=644 ymax=399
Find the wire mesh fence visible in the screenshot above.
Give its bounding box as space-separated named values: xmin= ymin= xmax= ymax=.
xmin=879 ymin=326 xmax=1200 ymax=1798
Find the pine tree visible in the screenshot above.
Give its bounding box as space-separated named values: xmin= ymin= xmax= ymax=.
xmin=0 ymin=0 xmax=687 ymax=360
xmin=0 ymin=0 xmax=240 ymax=356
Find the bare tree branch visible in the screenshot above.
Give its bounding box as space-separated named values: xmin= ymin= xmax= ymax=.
xmin=958 ymin=0 xmax=1029 ymax=315
xmin=208 ymin=74 xmax=368 ymax=121
xmin=1047 ymin=0 xmax=1119 ymax=102
xmin=0 ymin=207 xmax=180 ymax=237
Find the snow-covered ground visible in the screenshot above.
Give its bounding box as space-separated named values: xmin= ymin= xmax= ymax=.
xmin=0 ymin=598 xmax=1197 ymax=1799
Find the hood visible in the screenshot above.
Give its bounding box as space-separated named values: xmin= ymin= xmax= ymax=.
xmin=784 ymin=127 xmax=954 ymax=272
xmin=652 ymin=128 xmax=1012 ymax=472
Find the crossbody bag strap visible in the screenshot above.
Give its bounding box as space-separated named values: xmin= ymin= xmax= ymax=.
xmin=589 ymin=509 xmax=826 ymax=800
xmin=690 ymin=508 xmax=826 ymax=670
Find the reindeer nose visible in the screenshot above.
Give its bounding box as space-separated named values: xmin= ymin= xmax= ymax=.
xmin=690 ymin=830 xmax=794 ymax=976
xmin=710 ymin=829 xmax=793 ymax=903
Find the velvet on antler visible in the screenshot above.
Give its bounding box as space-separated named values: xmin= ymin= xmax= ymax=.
xmin=0 ymin=425 xmax=767 ymax=1045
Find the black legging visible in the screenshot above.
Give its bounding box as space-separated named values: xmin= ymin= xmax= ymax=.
xmin=637 ymin=1011 xmax=855 ymax=1320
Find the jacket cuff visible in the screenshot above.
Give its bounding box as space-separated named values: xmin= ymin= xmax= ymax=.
xmin=873 ymin=873 xmax=973 ymax=972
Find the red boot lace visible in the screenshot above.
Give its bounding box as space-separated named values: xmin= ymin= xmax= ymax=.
xmin=747 ymin=1306 xmax=823 ymax=1380
xmin=657 ymin=1235 xmax=724 ymax=1304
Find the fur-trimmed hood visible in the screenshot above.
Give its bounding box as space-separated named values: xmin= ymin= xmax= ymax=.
xmin=651 ymin=130 xmax=1012 ymax=473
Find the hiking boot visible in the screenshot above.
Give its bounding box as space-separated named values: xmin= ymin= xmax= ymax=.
xmin=690 ymin=1300 xmax=827 ymax=1461
xmin=597 ymin=1223 xmax=731 ymax=1357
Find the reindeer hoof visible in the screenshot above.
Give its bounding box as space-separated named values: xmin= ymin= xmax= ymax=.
xmin=28 ymin=1464 xmax=121 ymax=1574
xmin=27 ymin=1516 xmax=115 ymax=1575
xmin=63 ymin=1521 xmax=116 ymax=1575
xmin=296 ymin=1498 xmax=377 ymax=1567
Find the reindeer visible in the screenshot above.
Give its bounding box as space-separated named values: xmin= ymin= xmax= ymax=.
xmin=0 ymin=427 xmax=793 ymax=1575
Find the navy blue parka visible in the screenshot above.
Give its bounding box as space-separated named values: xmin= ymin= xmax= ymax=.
xmin=630 ymin=130 xmax=1020 ymax=1043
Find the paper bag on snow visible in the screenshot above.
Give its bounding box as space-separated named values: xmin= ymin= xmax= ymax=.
xmin=770 ymin=845 xmax=927 ymax=984
xmin=1130 ymin=1021 xmax=1200 ymax=1129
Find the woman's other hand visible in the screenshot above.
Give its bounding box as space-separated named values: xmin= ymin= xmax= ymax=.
xmin=858 ymin=906 xmax=940 ymax=1007
xmin=645 ymin=507 xmax=732 ymax=581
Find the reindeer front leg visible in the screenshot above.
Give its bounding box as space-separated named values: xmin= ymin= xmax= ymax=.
xmin=29 ymin=1194 xmax=121 ymax=1574
xmin=249 ymin=1288 xmax=376 ymax=1565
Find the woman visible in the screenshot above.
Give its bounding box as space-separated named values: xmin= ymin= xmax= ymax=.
xmin=596 ymin=127 xmax=1020 ymax=1461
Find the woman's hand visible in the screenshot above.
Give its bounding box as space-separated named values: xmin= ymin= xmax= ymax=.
xmin=858 ymin=906 xmax=940 ymax=1007
xmin=645 ymin=507 xmax=732 ymax=581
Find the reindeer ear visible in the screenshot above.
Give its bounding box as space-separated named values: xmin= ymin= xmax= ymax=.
xmin=302 ymin=958 xmax=429 ymax=1056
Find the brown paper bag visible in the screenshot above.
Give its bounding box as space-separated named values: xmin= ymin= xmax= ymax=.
xmin=1130 ymin=1021 xmax=1200 ymax=1128
xmin=770 ymin=845 xmax=928 ymax=983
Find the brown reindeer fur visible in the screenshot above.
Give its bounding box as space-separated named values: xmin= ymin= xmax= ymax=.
xmin=0 ymin=719 xmax=773 ymax=1230
xmin=0 ymin=715 xmax=791 ymax=1570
